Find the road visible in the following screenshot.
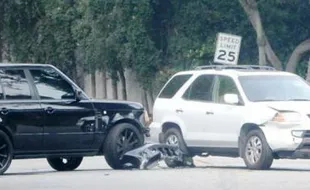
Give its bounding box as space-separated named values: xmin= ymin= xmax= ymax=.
xmin=1 ymin=156 xmax=310 ymax=190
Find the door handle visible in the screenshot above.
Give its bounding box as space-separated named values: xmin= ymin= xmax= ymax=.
xmin=206 ymin=111 xmax=214 ymax=115
xmin=45 ymin=107 xmax=55 ymax=114
xmin=176 ymin=109 xmax=183 ymax=113
xmin=0 ymin=108 xmax=9 ymax=115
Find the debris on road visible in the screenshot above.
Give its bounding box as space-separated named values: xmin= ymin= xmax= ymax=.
xmin=122 ymin=143 xmax=184 ymax=169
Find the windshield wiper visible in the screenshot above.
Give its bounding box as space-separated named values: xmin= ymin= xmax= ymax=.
xmin=253 ymin=99 xmax=280 ymax=102
xmin=287 ymin=98 xmax=310 ymax=101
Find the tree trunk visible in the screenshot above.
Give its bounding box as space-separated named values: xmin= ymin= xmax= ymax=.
xmin=0 ymin=1 xmax=3 ymax=62
xmin=239 ymin=0 xmax=282 ymax=70
xmin=75 ymin=63 xmax=84 ymax=89
xmin=143 ymin=89 xmax=150 ymax=115
xmin=118 ymin=69 xmax=127 ymax=100
xmin=102 ymin=70 xmax=107 ymax=99
xmin=91 ymin=72 xmax=96 ymax=98
xmin=306 ymin=58 xmax=310 ymax=84
xmin=111 ymin=70 xmax=118 ymax=99
xmin=0 ymin=33 xmax=2 ymax=63
xmin=286 ymin=39 xmax=310 ymax=73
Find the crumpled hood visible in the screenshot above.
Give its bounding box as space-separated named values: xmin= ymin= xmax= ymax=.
xmin=256 ymin=101 xmax=310 ymax=114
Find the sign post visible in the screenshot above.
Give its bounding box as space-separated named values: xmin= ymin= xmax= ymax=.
xmin=213 ymin=33 xmax=242 ymax=65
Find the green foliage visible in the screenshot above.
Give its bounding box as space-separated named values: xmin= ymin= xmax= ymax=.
xmin=2 ymin=0 xmax=310 ymax=95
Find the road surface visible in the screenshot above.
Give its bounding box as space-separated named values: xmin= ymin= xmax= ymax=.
xmin=1 ymin=156 xmax=310 ymax=190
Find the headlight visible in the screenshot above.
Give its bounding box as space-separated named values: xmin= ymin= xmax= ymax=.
xmin=271 ymin=111 xmax=302 ymax=123
xmin=291 ymin=130 xmax=304 ymax=137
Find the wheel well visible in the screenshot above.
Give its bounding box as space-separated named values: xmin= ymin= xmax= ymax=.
xmin=111 ymin=118 xmax=142 ymax=132
xmin=239 ymin=123 xmax=261 ymax=139
xmin=0 ymin=126 xmax=13 ymax=143
xmin=238 ymin=123 xmax=261 ymax=157
xmin=162 ymin=122 xmax=182 ymax=134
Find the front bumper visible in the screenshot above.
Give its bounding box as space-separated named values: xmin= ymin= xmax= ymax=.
xmin=261 ymin=122 xmax=310 ymax=158
xmin=275 ymin=138 xmax=310 ymax=159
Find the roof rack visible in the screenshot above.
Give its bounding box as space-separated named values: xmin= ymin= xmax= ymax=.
xmin=195 ymin=65 xmax=277 ymax=71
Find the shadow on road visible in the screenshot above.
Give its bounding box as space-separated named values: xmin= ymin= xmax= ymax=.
xmin=194 ymin=165 xmax=310 ymax=172
xmin=3 ymin=165 xmax=310 ymax=176
xmin=4 ymin=168 xmax=116 ymax=176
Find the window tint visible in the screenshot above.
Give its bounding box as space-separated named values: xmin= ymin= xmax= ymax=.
xmin=30 ymin=68 xmax=75 ymax=100
xmin=215 ymin=75 xmax=240 ymax=104
xmin=183 ymin=75 xmax=215 ymax=102
xmin=158 ymin=74 xmax=192 ymax=99
xmin=0 ymin=69 xmax=32 ymax=100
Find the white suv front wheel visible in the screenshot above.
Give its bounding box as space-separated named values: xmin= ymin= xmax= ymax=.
xmin=242 ymin=130 xmax=273 ymax=170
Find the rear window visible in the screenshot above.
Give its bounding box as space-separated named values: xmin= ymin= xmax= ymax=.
xmin=158 ymin=74 xmax=192 ymax=99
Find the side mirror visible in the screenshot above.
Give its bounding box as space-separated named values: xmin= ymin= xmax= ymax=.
xmin=223 ymin=93 xmax=239 ymax=105
xmin=75 ymin=89 xmax=83 ymax=101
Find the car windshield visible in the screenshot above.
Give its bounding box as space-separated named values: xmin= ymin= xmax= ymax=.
xmin=239 ymin=75 xmax=310 ymax=102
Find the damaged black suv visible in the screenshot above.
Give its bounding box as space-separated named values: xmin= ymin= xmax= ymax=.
xmin=0 ymin=63 xmax=149 ymax=174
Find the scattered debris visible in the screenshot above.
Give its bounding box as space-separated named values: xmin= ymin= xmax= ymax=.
xmin=121 ymin=143 xmax=184 ymax=169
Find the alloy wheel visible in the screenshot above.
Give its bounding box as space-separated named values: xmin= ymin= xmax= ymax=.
xmin=166 ymin=134 xmax=179 ymax=146
xmin=116 ymin=128 xmax=140 ymax=159
xmin=0 ymin=138 xmax=10 ymax=170
xmin=245 ymin=136 xmax=263 ymax=165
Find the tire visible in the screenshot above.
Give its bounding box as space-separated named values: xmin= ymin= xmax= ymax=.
xmin=0 ymin=130 xmax=13 ymax=175
xmin=242 ymin=129 xmax=273 ymax=170
xmin=104 ymin=123 xmax=144 ymax=169
xmin=163 ymin=128 xmax=195 ymax=168
xmin=47 ymin=157 xmax=83 ymax=171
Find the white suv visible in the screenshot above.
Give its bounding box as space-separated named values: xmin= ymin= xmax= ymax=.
xmin=149 ymin=65 xmax=310 ymax=170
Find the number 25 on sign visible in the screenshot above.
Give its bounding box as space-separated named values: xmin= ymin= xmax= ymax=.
xmin=213 ymin=33 xmax=242 ymax=65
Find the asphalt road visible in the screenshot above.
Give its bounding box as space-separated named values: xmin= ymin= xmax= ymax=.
xmin=1 ymin=156 xmax=310 ymax=190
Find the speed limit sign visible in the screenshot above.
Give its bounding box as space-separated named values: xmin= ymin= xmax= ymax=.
xmin=213 ymin=33 xmax=242 ymax=65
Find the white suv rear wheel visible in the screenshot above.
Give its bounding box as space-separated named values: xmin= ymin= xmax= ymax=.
xmin=163 ymin=128 xmax=194 ymax=168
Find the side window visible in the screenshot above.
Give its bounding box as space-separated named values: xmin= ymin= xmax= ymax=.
xmin=215 ymin=75 xmax=240 ymax=104
xmin=30 ymin=68 xmax=75 ymax=100
xmin=0 ymin=69 xmax=32 ymax=100
xmin=183 ymin=75 xmax=215 ymax=102
xmin=158 ymin=74 xmax=192 ymax=99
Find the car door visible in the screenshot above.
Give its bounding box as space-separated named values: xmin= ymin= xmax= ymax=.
xmin=210 ymin=74 xmax=245 ymax=148
xmin=28 ymin=67 xmax=97 ymax=153
xmin=177 ymin=74 xmax=218 ymax=147
xmin=0 ymin=68 xmax=44 ymax=154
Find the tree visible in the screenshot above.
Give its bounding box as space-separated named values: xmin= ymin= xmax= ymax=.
xmin=239 ymin=0 xmax=310 ymax=72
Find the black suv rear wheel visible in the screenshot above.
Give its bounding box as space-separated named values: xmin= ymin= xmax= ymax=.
xmin=104 ymin=123 xmax=144 ymax=169
xmin=0 ymin=130 xmax=13 ymax=175
xmin=47 ymin=157 xmax=83 ymax=171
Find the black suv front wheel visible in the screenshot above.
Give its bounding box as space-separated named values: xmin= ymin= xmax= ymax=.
xmin=47 ymin=156 xmax=83 ymax=171
xmin=0 ymin=130 xmax=13 ymax=175
xmin=104 ymin=123 xmax=144 ymax=169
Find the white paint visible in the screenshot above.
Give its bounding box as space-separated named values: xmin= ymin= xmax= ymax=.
xmin=213 ymin=32 xmax=242 ymax=65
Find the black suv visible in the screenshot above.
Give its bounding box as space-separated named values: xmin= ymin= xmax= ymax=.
xmin=0 ymin=63 xmax=149 ymax=174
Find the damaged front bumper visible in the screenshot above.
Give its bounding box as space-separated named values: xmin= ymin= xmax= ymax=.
xmin=121 ymin=143 xmax=184 ymax=169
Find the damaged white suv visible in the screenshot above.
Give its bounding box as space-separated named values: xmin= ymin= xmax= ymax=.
xmin=149 ymin=65 xmax=310 ymax=170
